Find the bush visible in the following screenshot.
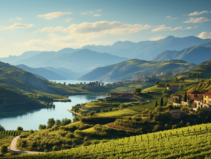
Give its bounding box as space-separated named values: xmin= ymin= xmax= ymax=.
xmin=0 ymin=125 xmax=5 ymax=131
xmin=17 ymin=126 xmax=23 ymax=131
xmin=1 ymin=146 xmax=7 ymax=154
xmin=52 ymin=145 xmax=59 ymax=151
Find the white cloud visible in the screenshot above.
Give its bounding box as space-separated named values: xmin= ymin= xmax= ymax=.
xmin=16 ymin=17 xmax=23 ymax=20
xmin=150 ymin=36 xmax=165 ymax=41
xmin=198 ymin=32 xmax=211 ymax=39
xmin=0 ymin=23 xmax=33 ymax=30
xmin=94 ymin=14 xmax=101 ymax=17
xmin=152 ymin=25 xmax=183 ymax=32
xmin=34 ymin=21 xmax=151 ymax=35
xmin=65 ymin=18 xmax=72 ymax=22
xmin=166 ymin=16 xmax=178 ymax=20
xmin=183 ymin=17 xmax=210 ymax=23
xmin=97 ymin=9 xmax=102 ymax=12
xmin=188 ymin=10 xmax=208 ymax=16
xmin=37 ymin=12 xmax=72 ymax=20
xmin=81 ymin=12 xmax=87 ymax=14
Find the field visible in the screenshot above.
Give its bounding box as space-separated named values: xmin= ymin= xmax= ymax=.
xmin=0 ymin=134 xmax=13 ymax=155
xmin=5 ymin=122 xmax=211 ymax=159
xmin=98 ymin=108 xmax=138 ymax=117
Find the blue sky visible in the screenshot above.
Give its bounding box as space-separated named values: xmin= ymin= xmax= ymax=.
xmin=0 ymin=0 xmax=211 ymax=57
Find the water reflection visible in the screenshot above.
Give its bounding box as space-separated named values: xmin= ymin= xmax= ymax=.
xmin=0 ymin=94 xmax=104 ymax=130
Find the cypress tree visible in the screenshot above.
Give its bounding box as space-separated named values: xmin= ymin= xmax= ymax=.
xmin=160 ymin=97 xmax=163 ymax=106
xmin=155 ymin=101 xmax=158 ymax=107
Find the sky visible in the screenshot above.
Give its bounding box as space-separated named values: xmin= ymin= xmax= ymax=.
xmin=0 ymin=0 xmax=211 ymax=57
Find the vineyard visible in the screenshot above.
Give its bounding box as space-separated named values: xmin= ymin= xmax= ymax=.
xmin=2 ymin=123 xmax=211 ymax=158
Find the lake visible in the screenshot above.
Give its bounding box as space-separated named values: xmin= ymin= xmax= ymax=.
xmin=0 ymin=94 xmax=104 ymax=130
xmin=50 ymin=80 xmax=112 ymax=85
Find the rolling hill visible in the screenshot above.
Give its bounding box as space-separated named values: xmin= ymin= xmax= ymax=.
xmin=80 ymin=59 xmax=195 ymax=81
xmin=82 ymin=36 xmax=210 ymax=60
xmin=152 ymin=46 xmax=211 ymax=64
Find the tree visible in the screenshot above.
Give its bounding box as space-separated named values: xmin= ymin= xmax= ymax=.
xmin=17 ymin=126 xmax=23 ymax=131
xmin=55 ymin=119 xmax=61 ymax=127
xmin=89 ymin=111 xmax=96 ymax=116
xmin=155 ymin=101 xmax=158 ymax=107
xmin=184 ymin=92 xmax=187 ymax=102
xmin=47 ymin=118 xmax=55 ymax=128
xmin=160 ymin=97 xmax=163 ymax=106
xmin=0 ymin=125 xmax=5 ymax=131
xmin=1 ymin=146 xmax=7 ymax=154
xmin=133 ymin=88 xmax=142 ymax=95
xmin=38 ymin=124 xmax=46 ymax=130
xmin=155 ymin=81 xmax=159 ymax=85
xmin=61 ymin=118 xmax=71 ymax=126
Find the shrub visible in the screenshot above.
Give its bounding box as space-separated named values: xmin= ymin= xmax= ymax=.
xmin=1 ymin=146 xmax=7 ymax=154
xmin=52 ymin=145 xmax=59 ymax=151
xmin=17 ymin=126 xmax=23 ymax=131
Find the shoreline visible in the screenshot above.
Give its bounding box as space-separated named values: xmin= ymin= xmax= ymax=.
xmin=67 ymin=109 xmax=81 ymax=115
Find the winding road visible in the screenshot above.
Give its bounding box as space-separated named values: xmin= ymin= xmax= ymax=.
xmin=9 ymin=136 xmax=44 ymax=154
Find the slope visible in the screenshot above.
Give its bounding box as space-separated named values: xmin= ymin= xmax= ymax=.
xmin=82 ymin=36 xmax=210 ymax=60
xmin=80 ymin=59 xmax=195 ymax=81
xmin=152 ymin=46 xmax=211 ymax=64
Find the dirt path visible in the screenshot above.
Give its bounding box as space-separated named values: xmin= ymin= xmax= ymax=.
xmin=9 ymin=136 xmax=44 ymax=154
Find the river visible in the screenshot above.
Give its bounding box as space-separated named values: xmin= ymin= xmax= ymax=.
xmin=0 ymin=94 xmax=104 ymax=130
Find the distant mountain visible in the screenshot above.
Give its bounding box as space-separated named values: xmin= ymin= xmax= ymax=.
xmin=82 ymin=36 xmax=210 ymax=60
xmin=80 ymin=59 xmax=195 ymax=81
xmin=199 ymin=40 xmax=211 ymax=48
xmin=16 ymin=65 xmax=74 ymax=80
xmin=0 ymin=51 xmax=41 ymax=64
xmin=12 ymin=49 xmax=128 ymax=74
xmin=152 ymin=46 xmax=211 ymax=64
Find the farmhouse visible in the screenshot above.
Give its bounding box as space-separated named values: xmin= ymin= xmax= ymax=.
xmin=105 ymin=93 xmax=134 ymax=101
xmin=167 ymin=85 xmax=179 ymax=92
xmin=170 ymin=109 xmax=186 ymax=119
xmin=187 ymin=90 xmax=203 ymax=101
xmin=168 ymin=95 xmax=180 ymax=103
xmin=203 ymin=92 xmax=211 ymax=105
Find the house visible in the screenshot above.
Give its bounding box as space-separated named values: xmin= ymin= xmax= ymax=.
xmin=167 ymin=85 xmax=179 ymax=92
xmin=105 ymin=93 xmax=134 ymax=101
xmin=170 ymin=109 xmax=185 ymax=119
xmin=202 ymin=92 xmax=211 ymax=105
xmin=187 ymin=90 xmax=203 ymax=101
xmin=168 ymin=95 xmax=180 ymax=103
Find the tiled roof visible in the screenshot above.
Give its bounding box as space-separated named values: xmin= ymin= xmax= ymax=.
xmin=187 ymin=90 xmax=202 ymax=94
xmin=203 ymin=92 xmax=211 ymax=96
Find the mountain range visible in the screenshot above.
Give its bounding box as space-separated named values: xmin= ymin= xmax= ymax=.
xmin=152 ymin=45 xmax=211 ymax=64
xmin=82 ymin=36 xmax=210 ymax=60
xmin=16 ymin=65 xmax=80 ymax=80
xmin=80 ymin=59 xmax=196 ymax=81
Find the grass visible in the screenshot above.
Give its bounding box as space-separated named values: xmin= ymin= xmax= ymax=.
xmin=98 ymin=108 xmax=138 ymax=117
xmin=85 ymin=101 xmax=119 ymax=108
xmin=82 ymin=127 xmax=95 ymax=132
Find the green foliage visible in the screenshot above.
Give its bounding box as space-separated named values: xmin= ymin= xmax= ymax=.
xmin=0 ymin=125 xmax=5 ymax=131
xmin=55 ymin=119 xmax=61 ymax=127
xmin=133 ymin=87 xmax=142 ymax=95
xmin=0 ymin=146 xmax=7 ymax=154
xmin=61 ymin=118 xmax=71 ymax=126
xmin=17 ymin=126 xmax=23 ymax=131
xmin=47 ymin=118 xmax=55 ymax=129
xmin=38 ymin=124 xmax=46 ymax=130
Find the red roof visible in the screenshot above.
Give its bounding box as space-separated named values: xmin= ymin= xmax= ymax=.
xmin=203 ymin=92 xmax=211 ymax=96
xmin=187 ymin=90 xmax=202 ymax=94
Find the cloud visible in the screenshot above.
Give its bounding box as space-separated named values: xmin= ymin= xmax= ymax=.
xmin=97 ymin=9 xmax=102 ymax=12
xmin=16 ymin=17 xmax=23 ymax=20
xmin=65 ymin=18 xmax=72 ymax=22
xmin=166 ymin=16 xmax=178 ymax=20
xmin=34 ymin=21 xmax=151 ymax=35
xmin=152 ymin=25 xmax=183 ymax=32
xmin=37 ymin=12 xmax=72 ymax=19
xmin=188 ymin=10 xmax=208 ymax=16
xmin=0 ymin=23 xmax=33 ymax=30
xmin=94 ymin=14 xmax=101 ymax=17
xmin=198 ymin=32 xmax=211 ymax=39
xmin=81 ymin=12 xmax=87 ymax=14
xmin=183 ymin=17 xmax=210 ymax=23
xmin=150 ymin=36 xmax=165 ymax=41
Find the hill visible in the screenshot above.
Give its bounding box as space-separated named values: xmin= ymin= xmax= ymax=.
xmin=82 ymin=36 xmax=210 ymax=60
xmin=2 ymin=49 xmax=127 ymax=74
xmin=16 ymin=65 xmax=79 ymax=80
xmin=152 ymin=46 xmax=211 ymax=64
xmin=80 ymin=59 xmax=195 ymax=81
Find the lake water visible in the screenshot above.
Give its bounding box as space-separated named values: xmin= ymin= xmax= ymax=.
xmin=0 ymin=94 xmax=104 ymax=130
xmin=50 ymin=80 xmax=112 ymax=85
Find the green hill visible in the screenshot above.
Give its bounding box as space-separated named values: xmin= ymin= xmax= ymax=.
xmin=152 ymin=46 xmax=211 ymax=64
xmin=80 ymin=59 xmax=195 ymax=81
